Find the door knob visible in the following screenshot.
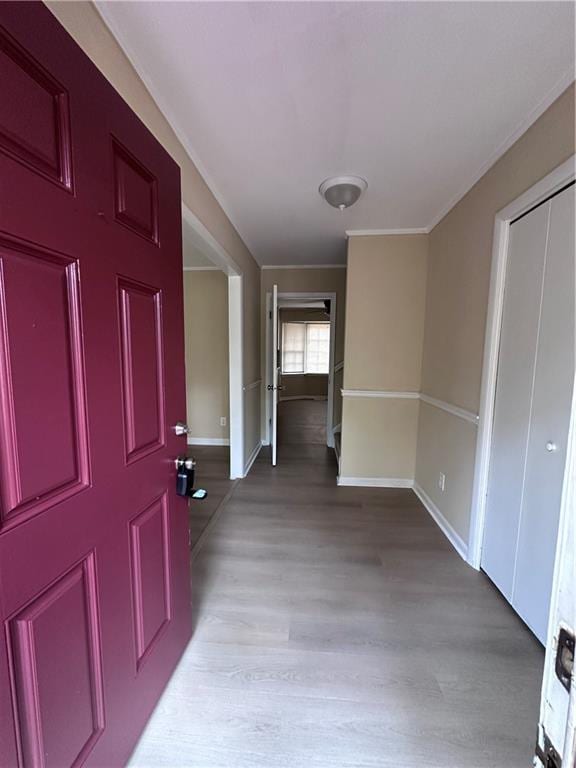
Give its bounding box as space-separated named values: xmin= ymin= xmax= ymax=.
xmin=173 ymin=422 xmax=190 ymax=436
xmin=546 ymin=441 xmax=558 ymax=452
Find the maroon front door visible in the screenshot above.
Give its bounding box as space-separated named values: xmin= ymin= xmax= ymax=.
xmin=0 ymin=4 xmax=192 ymax=765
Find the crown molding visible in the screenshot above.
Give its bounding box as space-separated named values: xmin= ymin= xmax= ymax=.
xmin=345 ymin=228 xmax=429 ymax=237
xmin=261 ymin=264 xmax=347 ymax=270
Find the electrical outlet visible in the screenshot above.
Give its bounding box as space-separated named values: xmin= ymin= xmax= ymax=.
xmin=220 ymin=416 xmax=227 ymax=427
xmin=438 ymin=472 xmax=446 ymax=492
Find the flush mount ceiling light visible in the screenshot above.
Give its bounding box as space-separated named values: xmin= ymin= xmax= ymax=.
xmin=319 ymin=175 xmax=368 ymax=211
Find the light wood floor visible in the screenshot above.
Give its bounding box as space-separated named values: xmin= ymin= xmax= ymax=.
xmin=129 ymin=444 xmax=543 ymax=768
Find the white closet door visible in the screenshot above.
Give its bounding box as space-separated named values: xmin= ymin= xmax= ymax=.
xmin=482 ymin=202 xmax=549 ymax=600
xmin=482 ymin=183 xmax=575 ymax=644
xmin=513 ymin=185 xmax=575 ymax=642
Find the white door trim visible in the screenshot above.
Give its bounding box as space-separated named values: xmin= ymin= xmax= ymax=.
xmin=228 ymin=274 xmax=244 ymax=478
xmin=265 ymin=291 xmax=337 ymax=449
xmin=182 ymin=203 xmax=244 ymax=479
xmin=272 ymin=284 xmax=279 ymax=466
xmin=468 ymin=156 xmax=575 ymax=569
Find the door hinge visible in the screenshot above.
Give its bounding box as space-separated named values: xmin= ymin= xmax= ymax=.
xmin=269 ymin=311 xmax=272 ymax=319
xmin=555 ymin=627 xmax=574 ymax=693
xmin=535 ymin=730 xmax=562 ymax=768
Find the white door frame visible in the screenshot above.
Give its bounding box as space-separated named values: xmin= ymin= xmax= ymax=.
xmin=468 ymin=155 xmax=575 ymax=569
xmin=181 ymin=203 xmax=244 ymax=479
xmin=265 ymin=291 xmax=337 ymax=449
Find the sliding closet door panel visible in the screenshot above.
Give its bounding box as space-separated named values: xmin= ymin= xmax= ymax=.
xmin=482 ymin=202 xmax=550 ymax=599
xmin=513 ymin=185 xmax=575 ymax=642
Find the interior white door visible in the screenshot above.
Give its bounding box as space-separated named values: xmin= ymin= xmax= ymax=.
xmin=482 ymin=183 xmax=575 ymax=643
xmin=271 ymin=284 xmax=279 ymax=466
xmin=482 ymin=202 xmax=549 ymax=601
xmin=513 ymin=185 xmax=575 ymax=640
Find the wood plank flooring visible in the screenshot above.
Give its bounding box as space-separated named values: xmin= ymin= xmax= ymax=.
xmin=128 ymin=443 xmax=543 ymax=768
xmin=277 ymin=399 xmax=327 ymax=445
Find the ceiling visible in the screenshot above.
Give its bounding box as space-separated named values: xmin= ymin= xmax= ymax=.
xmin=97 ymin=2 xmax=575 ymax=266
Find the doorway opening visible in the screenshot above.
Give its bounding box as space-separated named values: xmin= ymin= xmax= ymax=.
xmin=181 ymin=204 xmax=244 ymax=547
xmin=265 ymin=290 xmax=338 ymax=469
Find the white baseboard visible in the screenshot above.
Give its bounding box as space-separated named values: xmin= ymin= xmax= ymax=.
xmin=243 ymin=440 xmax=262 ymax=477
xmin=279 ymin=395 xmax=328 ymax=402
xmin=187 ymin=437 xmax=230 ymax=446
xmin=337 ymin=476 xmax=413 ymax=488
xmin=413 ymin=483 xmax=468 ymax=561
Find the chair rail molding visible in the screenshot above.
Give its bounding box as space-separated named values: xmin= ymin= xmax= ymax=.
xmin=341 ymin=389 xmax=419 ymax=399
xmin=341 ymin=389 xmax=479 ymax=425
xmin=419 ymin=394 xmax=479 ymax=425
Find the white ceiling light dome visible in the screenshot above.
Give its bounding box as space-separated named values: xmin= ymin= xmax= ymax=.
xmin=319 ymin=175 xmax=368 ymax=211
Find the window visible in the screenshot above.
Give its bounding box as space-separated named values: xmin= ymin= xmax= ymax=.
xmin=281 ymin=322 xmax=330 ymax=374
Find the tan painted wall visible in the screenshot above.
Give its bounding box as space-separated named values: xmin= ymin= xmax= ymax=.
xmin=183 ymin=271 xmax=229 ymax=441
xmin=340 ymin=235 xmax=428 ymax=480
xmin=416 ymin=83 xmax=575 ymax=542
xmin=46 ymin=0 xmax=261 ymax=458
xmin=340 ymin=398 xmax=419 ymax=480
xmin=261 ymin=268 xmax=347 ymax=437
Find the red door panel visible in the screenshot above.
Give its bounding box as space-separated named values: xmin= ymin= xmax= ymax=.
xmin=0 ymin=234 xmax=90 ymax=529
xmin=0 ymin=3 xmax=191 ymax=765
xmin=9 ymin=555 xmax=105 ymax=768
xmin=118 ymin=278 xmax=165 ymax=462
xmin=129 ymin=495 xmax=172 ymax=669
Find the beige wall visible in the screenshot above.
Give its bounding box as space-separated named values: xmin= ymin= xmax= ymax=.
xmin=183 ymin=271 xmax=229 ymax=441
xmin=47 ymin=1 xmax=261 ymax=463
xmin=416 ymin=84 xmax=575 ymax=542
xmin=340 ymin=235 xmax=428 ymax=481
xmin=340 ymin=398 xmax=419 ymax=480
xmin=261 ymin=268 xmax=347 ymax=437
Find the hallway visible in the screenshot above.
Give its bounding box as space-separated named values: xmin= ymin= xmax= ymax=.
xmin=128 ymin=445 xmax=543 ymax=768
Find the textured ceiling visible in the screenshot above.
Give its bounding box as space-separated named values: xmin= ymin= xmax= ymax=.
xmin=98 ymin=1 xmax=575 ymax=266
